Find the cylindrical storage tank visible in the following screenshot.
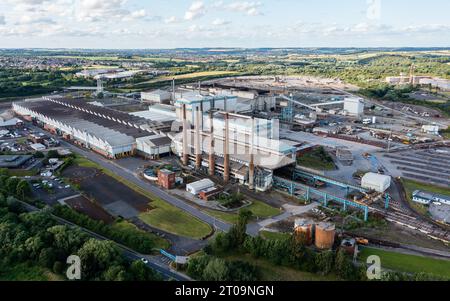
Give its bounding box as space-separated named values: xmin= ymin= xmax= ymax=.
xmin=293 ymin=218 xmax=314 ymax=245
xmin=315 ymin=222 xmax=335 ymax=250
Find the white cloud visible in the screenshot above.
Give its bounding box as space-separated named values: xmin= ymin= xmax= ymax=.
xmin=212 ymin=18 xmax=230 ymax=26
xmin=0 ymin=15 xmax=5 ymax=25
xmin=75 ymin=0 xmax=147 ymax=22
xmin=165 ymin=16 xmax=180 ymax=24
xmin=184 ymin=1 xmax=206 ymax=21
xmin=225 ymin=1 xmax=263 ymax=16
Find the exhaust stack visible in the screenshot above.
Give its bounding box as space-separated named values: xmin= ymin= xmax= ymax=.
xmin=249 ymin=117 xmax=255 ymax=190
xmin=209 ymin=110 xmax=215 ymax=176
xmin=182 ymin=104 xmax=189 ymax=166
xmin=195 ymin=106 xmax=202 ymax=169
xmin=223 ymin=113 xmax=230 ymax=183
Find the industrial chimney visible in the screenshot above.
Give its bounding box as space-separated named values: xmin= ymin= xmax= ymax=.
xmin=182 ymin=104 xmax=189 ymax=166
xmin=195 ymin=106 xmax=202 ymax=169
xmin=249 ymin=117 xmax=255 ymax=190
xmin=223 ymin=113 xmax=230 ymax=183
xmin=209 ymin=110 xmax=215 ymax=176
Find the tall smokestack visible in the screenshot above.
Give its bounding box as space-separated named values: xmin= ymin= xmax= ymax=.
xmin=223 ymin=113 xmax=230 ymax=183
xmin=209 ymin=110 xmax=215 ymax=176
xmin=172 ymin=78 xmax=175 ymax=103
xmin=182 ymin=104 xmax=189 ymax=166
xmin=249 ymin=117 xmax=255 ymax=190
xmin=195 ymin=106 xmax=202 ymax=169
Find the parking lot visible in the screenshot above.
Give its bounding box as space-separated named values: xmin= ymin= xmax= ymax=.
xmin=29 ymin=177 xmax=79 ymax=206
xmin=62 ymin=165 xmax=152 ymax=218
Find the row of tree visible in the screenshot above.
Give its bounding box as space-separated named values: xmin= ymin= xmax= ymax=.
xmin=0 ymin=194 xmax=161 ymax=281
xmin=188 ymin=209 xmax=447 ymax=281
xmin=52 ymin=205 xmax=158 ymax=254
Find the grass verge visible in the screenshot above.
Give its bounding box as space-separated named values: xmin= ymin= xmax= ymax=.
xmin=205 ymin=200 xmax=282 ymax=224
xmin=222 ymin=253 xmax=339 ymax=281
xmin=72 ymin=155 xmax=212 ymax=240
xmin=359 ymin=246 xmax=450 ymax=278
xmin=139 ymin=199 xmax=212 ymax=239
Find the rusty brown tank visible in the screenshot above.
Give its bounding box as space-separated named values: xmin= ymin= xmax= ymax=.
xmin=293 ymin=218 xmax=314 ymax=245
xmin=314 ymin=222 xmax=336 ymax=249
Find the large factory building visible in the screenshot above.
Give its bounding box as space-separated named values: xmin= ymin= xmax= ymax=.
xmin=13 ymin=97 xmax=172 ymax=159
xmin=171 ymin=106 xmax=296 ymax=191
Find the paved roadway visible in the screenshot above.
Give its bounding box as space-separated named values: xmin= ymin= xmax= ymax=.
xmin=17 ymin=200 xmax=190 ymax=281
xmin=27 ymin=123 xmax=309 ymax=239
xmin=28 ymin=122 xmax=232 ymax=234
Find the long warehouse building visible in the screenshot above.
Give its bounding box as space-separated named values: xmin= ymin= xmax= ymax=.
xmin=13 ymin=97 xmax=172 ymax=159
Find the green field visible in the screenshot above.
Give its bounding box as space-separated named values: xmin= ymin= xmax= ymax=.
xmin=139 ymin=199 xmax=212 ymax=239
xmin=0 ymin=261 xmax=63 ymax=281
xmin=401 ymin=178 xmax=450 ymax=215
xmin=72 ymin=155 xmax=212 ymax=240
xmin=205 ymin=200 xmax=281 ymax=224
xmin=223 ymin=253 xmax=339 ymax=281
xmin=359 ymin=247 xmax=450 ymax=278
xmin=110 ymin=220 xmax=170 ymax=250
xmin=297 ymin=147 xmax=335 ymax=171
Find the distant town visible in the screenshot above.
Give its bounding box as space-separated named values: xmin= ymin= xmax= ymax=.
xmin=0 ymin=46 xmax=449 ymax=283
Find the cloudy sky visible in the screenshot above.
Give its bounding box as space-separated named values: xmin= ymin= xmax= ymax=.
xmin=0 ymin=0 xmax=449 ymax=49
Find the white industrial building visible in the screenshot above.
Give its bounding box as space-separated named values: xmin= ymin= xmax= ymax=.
xmin=141 ymin=89 xmax=172 ymax=104
xmin=172 ymin=108 xmax=296 ymax=191
xmin=361 ymin=172 xmax=391 ymax=193
xmin=186 ymin=179 xmax=215 ymax=195
xmin=174 ymin=92 xmax=238 ymax=123
xmin=412 ymin=190 xmax=450 ymax=205
xmin=135 ymin=135 xmax=172 ymax=159
xmin=421 ymin=125 xmax=440 ymax=135
xmin=13 ymin=98 xmax=172 ymax=159
xmin=343 ymin=97 xmax=364 ymax=117
xmin=131 ymin=104 xmax=177 ymax=123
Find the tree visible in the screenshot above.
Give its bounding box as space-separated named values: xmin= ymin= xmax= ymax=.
xmin=102 ymin=265 xmax=128 ymax=281
xmin=24 ymin=235 xmax=44 ymax=259
xmin=16 ymin=180 xmax=31 ymax=200
xmin=47 ymin=150 xmax=59 ymax=159
xmin=315 ymin=250 xmax=334 ymax=275
xmin=186 ymin=255 xmax=212 ymax=280
xmin=129 ymin=260 xmax=162 ymax=281
xmin=210 ymin=232 xmax=231 ymax=254
xmin=334 ymin=249 xmax=356 ymax=280
xmin=34 ymin=151 xmax=45 ymax=158
xmin=38 ymin=247 xmax=57 ymax=268
xmin=5 ymin=177 xmax=20 ymax=195
xmin=48 ymin=225 xmax=87 ymax=255
xmin=227 ymin=260 xmax=259 ymax=281
xmin=229 ymin=209 xmax=253 ymax=248
xmin=77 ymin=239 xmax=122 ymax=280
xmin=202 ymin=258 xmax=229 ymax=281
xmin=53 ymin=261 xmax=64 ymax=274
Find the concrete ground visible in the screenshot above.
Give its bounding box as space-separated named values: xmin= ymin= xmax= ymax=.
xmin=429 ymin=203 xmax=450 ymax=224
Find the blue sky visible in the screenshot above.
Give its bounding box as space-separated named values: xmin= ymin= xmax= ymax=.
xmin=0 ymin=0 xmax=449 ymax=48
